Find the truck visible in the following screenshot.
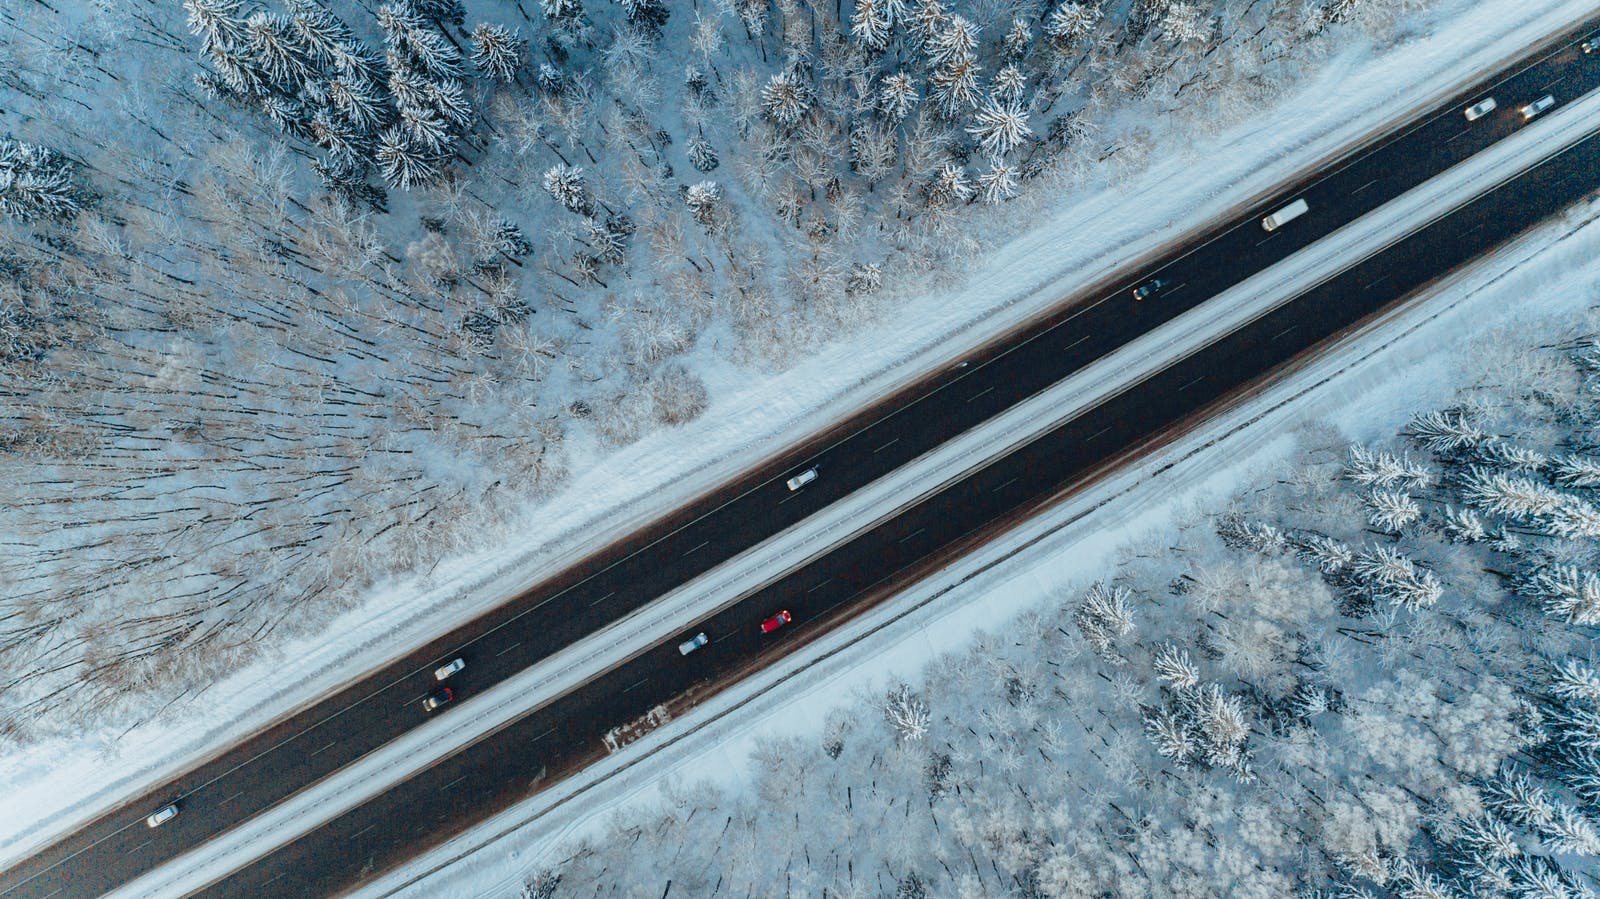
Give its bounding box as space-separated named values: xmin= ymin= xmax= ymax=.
xmin=1261 ymin=198 xmax=1309 ymax=232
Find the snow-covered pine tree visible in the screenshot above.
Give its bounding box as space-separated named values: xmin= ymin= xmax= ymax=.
xmin=879 ymin=72 xmax=919 ymax=121
xmin=541 ymin=0 xmax=581 ymax=22
xmin=907 ymin=0 xmax=948 ymax=50
xmin=1524 ymin=566 xmax=1600 ymax=626
xmin=846 ymin=262 xmax=883 ymax=294
xmin=542 ymin=164 xmax=593 ymax=215
xmin=375 ymin=126 xmax=440 ymax=188
xmin=966 ymin=97 xmax=1031 ymax=160
xmin=1352 ymin=545 xmax=1443 ymax=611
xmin=927 ymin=14 xmax=979 ymax=66
xmin=1546 ymin=497 xmax=1600 ymax=539
xmin=975 ymin=161 xmax=1017 ymax=204
xmin=1184 ymin=682 xmax=1251 ymax=775
xmin=1001 ymin=18 xmax=1031 ymax=59
xmin=184 ymin=0 xmax=248 ymax=58
xmin=684 ymin=180 xmax=722 ymax=230
xmin=992 ymin=64 xmax=1026 ymax=103
xmin=1484 ymin=768 xmax=1557 ymax=829
xmin=926 ymin=162 xmax=972 ymax=208
xmin=379 ymin=4 xmax=465 ymax=81
xmin=762 ymin=69 xmax=814 ymax=127
xmin=851 ymin=0 xmax=892 ymax=51
xmin=1143 ymin=707 xmax=1195 ymax=768
xmin=1456 ymin=812 xmax=1522 ymax=862
xmin=582 ymin=217 xmax=627 ymax=265
xmin=328 ymin=74 xmax=390 ymax=133
xmin=1152 ymin=642 xmax=1200 ymax=690
xmin=287 ymin=0 xmax=354 ymax=66
xmin=616 ymin=0 xmax=670 ymax=32
xmin=1550 ymin=659 xmax=1600 ymax=707
xmin=1044 ymin=2 xmax=1101 ymax=46
xmin=1074 ymin=582 xmax=1134 ymax=654
xmin=1364 ymin=489 xmax=1421 ymax=534
xmin=1539 ymin=804 xmax=1600 ymax=857
xmin=469 ymin=24 xmax=526 ymax=83
xmin=687 ymin=134 xmax=719 ymax=172
xmin=0 ymin=139 xmax=84 ymax=221
xmin=1439 ymin=505 xmax=1489 ymax=543
xmin=884 ymin=683 xmax=931 ymax=742
xmin=244 ymin=10 xmax=316 ymax=90
xmin=1553 ymin=454 xmax=1600 ymax=488
xmin=1157 ymin=2 xmax=1211 ymax=46
xmin=928 ymin=51 xmax=981 ymax=117
xmin=1345 ymin=445 xmax=1432 ymax=490
xmin=1461 ymin=467 xmax=1564 ymax=521
xmin=1407 ymin=409 xmax=1489 ymax=452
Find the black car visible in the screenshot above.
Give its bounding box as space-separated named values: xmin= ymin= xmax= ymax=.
xmin=422 ymin=687 xmax=454 ymax=712
xmin=1131 ymin=278 xmax=1166 ymax=301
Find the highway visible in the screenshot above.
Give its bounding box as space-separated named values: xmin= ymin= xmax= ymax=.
xmin=5 ymin=16 xmax=1600 ymax=899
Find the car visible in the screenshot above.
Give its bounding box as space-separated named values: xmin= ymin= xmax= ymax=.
xmin=1520 ymin=94 xmax=1555 ymax=120
xmin=1462 ymin=97 xmax=1496 ymax=121
xmin=678 ymin=632 xmax=710 ymax=655
xmin=145 ymin=804 xmax=179 ymax=828
xmin=1130 ymin=278 xmax=1165 ymax=301
xmin=1583 ymin=36 xmax=1599 ymax=53
xmin=785 ymin=468 xmax=818 ymax=491
xmin=433 ymin=658 xmax=465 ymax=681
xmin=422 ymin=687 xmax=454 ymax=712
xmin=759 ymin=610 xmax=792 ymax=633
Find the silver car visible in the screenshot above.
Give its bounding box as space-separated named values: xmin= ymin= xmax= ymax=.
xmin=433 ymin=658 xmax=465 ymax=681
xmin=678 ymin=632 xmax=709 ymax=655
xmin=1462 ymin=97 xmax=1496 ymax=121
xmin=1520 ymin=94 xmax=1555 ymax=120
xmin=785 ymin=468 xmax=818 ymax=491
xmin=146 ymin=804 xmax=178 ymax=828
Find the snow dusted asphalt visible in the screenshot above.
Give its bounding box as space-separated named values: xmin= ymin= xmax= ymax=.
xmin=4 ymin=0 xmax=1597 ymax=889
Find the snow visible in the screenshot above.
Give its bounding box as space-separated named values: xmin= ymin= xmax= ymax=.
xmin=357 ymin=177 xmax=1600 ymax=899
xmin=3 ymin=0 xmax=1597 ymax=879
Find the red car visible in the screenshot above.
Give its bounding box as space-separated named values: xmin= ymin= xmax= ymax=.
xmin=760 ymin=610 xmax=792 ymax=633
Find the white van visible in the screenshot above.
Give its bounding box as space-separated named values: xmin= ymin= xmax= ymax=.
xmin=1261 ymin=198 xmax=1309 ymax=232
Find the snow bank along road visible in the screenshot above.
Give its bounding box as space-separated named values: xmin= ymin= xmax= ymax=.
xmin=8 ymin=18 xmax=1600 ymax=899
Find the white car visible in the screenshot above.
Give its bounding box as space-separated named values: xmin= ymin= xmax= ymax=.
xmin=678 ymin=632 xmax=709 ymax=655
xmin=1462 ymin=97 xmax=1496 ymax=121
xmin=785 ymin=468 xmax=818 ymax=491
xmin=1520 ymin=94 xmax=1555 ymax=120
xmin=146 ymin=804 xmax=178 ymax=828
xmin=433 ymin=658 xmax=465 ymax=681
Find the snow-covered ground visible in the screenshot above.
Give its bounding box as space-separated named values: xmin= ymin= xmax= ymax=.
xmin=358 ymin=144 xmax=1600 ymax=899
xmin=2 ymin=0 xmax=1595 ymax=875
xmin=102 ymin=58 xmax=1600 ymax=899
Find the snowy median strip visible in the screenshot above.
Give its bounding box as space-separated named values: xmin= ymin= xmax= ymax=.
xmin=107 ymin=72 xmax=1600 ymax=899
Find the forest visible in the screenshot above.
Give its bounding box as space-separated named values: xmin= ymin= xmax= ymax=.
xmin=1 ymin=0 xmax=1382 ymax=747
xmin=515 ymin=305 xmax=1600 ymax=898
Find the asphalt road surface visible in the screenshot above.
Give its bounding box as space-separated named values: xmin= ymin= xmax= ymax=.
xmin=6 ymin=17 xmax=1600 ymax=899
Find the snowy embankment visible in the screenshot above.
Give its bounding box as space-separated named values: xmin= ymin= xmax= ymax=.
xmin=357 ymin=154 xmax=1600 ymax=899
xmin=1 ymin=0 xmax=1593 ymax=873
